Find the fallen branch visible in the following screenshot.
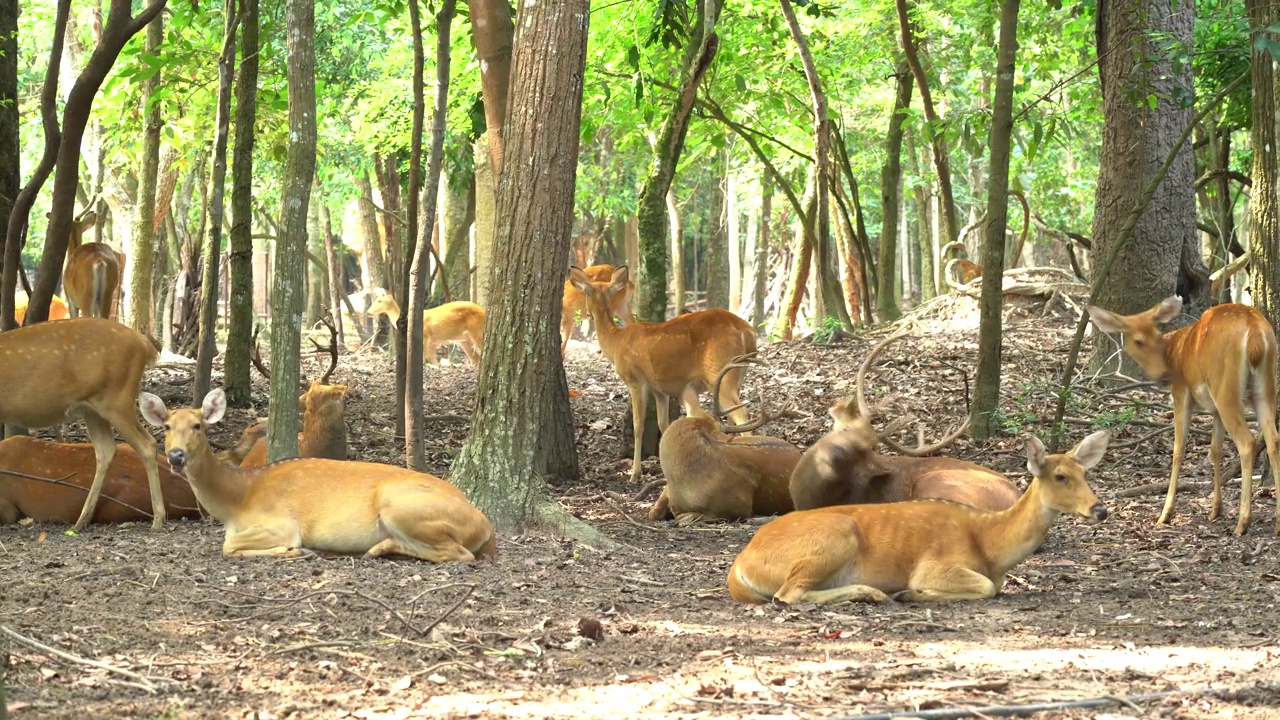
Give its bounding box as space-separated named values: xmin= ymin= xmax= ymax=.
xmin=1116 ymin=478 xmax=1244 ymax=499
xmin=632 ymin=478 xmax=667 ymax=501
xmin=603 ymin=497 xmax=669 ymax=535
xmin=835 ymin=689 xmax=1182 ymax=720
xmin=0 ymin=624 xmax=176 ymax=694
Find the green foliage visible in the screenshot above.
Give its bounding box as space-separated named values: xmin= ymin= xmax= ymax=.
xmin=809 ymin=315 xmax=845 ymax=345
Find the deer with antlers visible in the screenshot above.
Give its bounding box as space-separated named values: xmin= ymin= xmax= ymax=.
xmin=242 ymin=317 xmax=348 ymax=467
xmin=789 ymin=332 xmax=1020 ymax=513
xmin=55 ymin=210 xmax=123 ymax=320
xmin=1088 ymin=297 xmax=1280 ymax=536
xmin=561 ymin=263 xmax=635 ymax=356
xmin=649 ymin=354 xmax=802 ymax=524
xmin=139 ymin=388 xmax=496 ymax=561
xmin=567 ymin=265 xmax=757 ymax=483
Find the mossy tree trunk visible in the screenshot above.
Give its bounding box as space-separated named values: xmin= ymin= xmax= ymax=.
xmin=127 ymin=11 xmax=163 ymax=335
xmin=877 ymin=61 xmax=911 ymax=323
xmin=1249 ymin=0 xmax=1280 ymax=324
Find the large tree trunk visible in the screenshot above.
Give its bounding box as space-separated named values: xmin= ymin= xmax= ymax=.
xmin=877 ymin=62 xmax=912 ymax=322
xmin=194 ymin=0 xmax=238 ymax=402
xmin=451 ymin=0 xmax=601 ymax=543
xmin=267 ymin=0 xmax=316 ymax=461
xmin=1249 ymin=1 xmax=1280 ymax=324
xmin=26 ymin=0 xmax=167 ymax=325
xmin=634 ymin=0 xmax=721 ymax=322
xmin=126 ymin=12 xmax=163 ymax=334
xmin=895 ymin=0 xmax=958 ymax=249
xmin=0 ymin=0 xmax=18 ymax=330
xmin=705 ymin=151 xmax=729 ymax=309
xmin=467 ymin=0 xmax=514 ymax=175
xmin=406 ymin=0 xmax=455 ymax=470
xmin=224 ymin=0 xmax=258 ymax=407
xmin=1089 ymin=0 xmax=1196 ymax=373
xmin=969 ymin=0 xmax=1018 ymax=440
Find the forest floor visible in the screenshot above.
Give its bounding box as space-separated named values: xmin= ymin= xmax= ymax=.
xmin=3 ymin=289 xmax=1280 ymax=719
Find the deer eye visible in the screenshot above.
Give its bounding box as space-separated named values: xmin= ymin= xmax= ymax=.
xmin=163 ymin=424 xmax=170 ymax=431
xmin=1055 ymin=473 xmax=1068 ymax=483
xmin=193 ymin=423 xmax=202 ymax=431
xmin=1133 ymin=338 xmax=1145 ymax=348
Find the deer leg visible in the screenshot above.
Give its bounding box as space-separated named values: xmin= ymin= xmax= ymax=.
xmin=70 ymin=414 xmax=119 ymax=532
xmin=1217 ymin=395 xmax=1257 ymax=536
xmin=655 ymin=391 xmax=672 ymax=431
xmin=1209 ymin=414 xmax=1226 ymax=522
xmin=776 ymin=583 xmax=891 ymax=605
xmin=647 ymin=489 xmax=673 ymax=521
xmin=112 ymin=414 xmax=167 ymax=531
xmin=896 ymin=565 xmax=999 ymax=602
xmin=1255 ymin=397 xmax=1280 ymax=536
xmin=717 ymin=365 xmax=752 ymax=427
xmin=628 ymin=386 xmax=648 ymax=483
xmin=374 ymin=499 xmax=479 ymax=562
xmin=1158 ymin=391 xmax=1192 ymax=525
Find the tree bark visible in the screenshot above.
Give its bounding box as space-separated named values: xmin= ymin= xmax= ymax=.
xmin=467 ymin=0 xmax=514 ymax=175
xmin=321 ymin=204 xmax=344 ymax=345
xmin=754 ymin=180 xmax=771 ymax=329
xmin=908 ymin=133 xmax=935 ymax=302
xmin=969 ymin=0 xmax=1018 ymax=440
xmin=451 ymin=0 xmax=601 ymax=543
xmin=667 ymin=187 xmax=684 ymax=312
xmin=472 ymin=136 xmax=496 ymax=305
xmin=306 ymin=175 xmax=326 ymax=325
xmin=224 ymin=0 xmax=258 ymax=407
xmin=195 ymin=0 xmax=238 ymax=402
xmin=126 ymin=11 xmax=163 ymax=334
xmin=440 ymin=161 xmax=474 ymax=302
xmin=877 ymin=62 xmax=912 ymax=322
xmin=778 ymin=171 xmax=815 ymax=339
xmin=705 ymin=151 xmax=729 ymax=309
xmin=267 ymin=0 xmax=316 ymax=461
xmin=0 ymin=0 xmax=18 ymax=330
xmin=1250 ymin=1 xmax=1280 ymax=324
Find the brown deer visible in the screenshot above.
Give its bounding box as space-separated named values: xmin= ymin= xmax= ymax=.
xmin=0 ymin=436 xmax=199 ymax=525
xmin=729 ymin=430 xmax=1110 ymax=604
xmin=561 ymin=263 xmax=635 ymax=356
xmin=789 ymin=332 xmax=1019 ymax=513
xmin=367 ymin=290 xmax=486 ymax=364
xmin=567 ymin=265 xmax=757 ymax=482
xmin=650 ymin=355 xmax=802 ymax=524
xmin=0 ymin=318 xmax=166 ymax=530
xmin=216 ymin=418 xmax=267 ymax=466
xmin=1088 ymin=297 xmax=1280 ymax=536
xmin=140 ymin=388 xmax=496 ymax=562
xmin=56 ymin=210 xmax=122 ymax=319
xmin=14 ymin=292 xmax=70 ymax=324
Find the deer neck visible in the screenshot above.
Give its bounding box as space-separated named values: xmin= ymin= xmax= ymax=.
xmin=976 ymin=479 xmax=1058 ymax=577
xmin=301 ymin=404 xmax=347 ymax=458
xmin=1161 ymin=325 xmax=1197 ymax=384
xmin=184 ymin=438 xmax=254 ymax=523
xmin=587 ymin=299 xmax=627 ymax=361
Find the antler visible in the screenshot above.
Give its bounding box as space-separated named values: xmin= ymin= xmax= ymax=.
xmin=855 ymin=329 xmax=969 ymax=457
xmin=250 ymin=325 xmax=272 ymax=381
xmin=309 ymin=314 xmax=340 ymax=385
xmin=712 ymin=353 xmax=798 ymax=434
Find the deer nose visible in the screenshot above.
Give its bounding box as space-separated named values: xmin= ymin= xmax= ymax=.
xmin=1091 ymin=504 xmax=1109 ymax=523
xmin=167 ymin=449 xmax=187 ymax=470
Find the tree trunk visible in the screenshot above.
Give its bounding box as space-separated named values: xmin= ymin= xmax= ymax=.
xmin=26 ymin=0 xmax=167 ymax=325
xmin=472 ymin=136 xmax=496 ymax=306
xmin=877 ymin=62 xmax=912 ymax=322
xmin=667 ymin=187 xmax=684 ymax=312
xmin=306 ymin=174 xmax=326 ymax=325
xmin=1250 ymin=0 xmax=1280 ymax=324
xmin=895 ymin=0 xmax=958 ymax=248
xmin=321 ymin=204 xmax=344 ymax=345
xmin=406 ymin=0 xmax=455 ymax=471
xmin=634 ymin=0 xmax=721 ymax=322
xmin=467 ymin=0 xmax=514 ymax=175
xmin=727 ymin=169 xmax=741 ymax=312
xmin=357 ymin=170 xmax=389 ymax=292
xmin=778 ymin=171 xmax=816 ymax=339
xmin=754 ymin=180 xmax=771 ymax=330
xmin=441 ymin=161 xmax=474 ymax=302
xmin=224 ymin=0 xmax=258 ymax=408
xmin=1089 ymin=0 xmax=1196 ymax=373
xmin=267 ymin=0 xmax=316 ymax=461
xmin=0 ymin=0 xmax=18 ymax=330
xmin=451 ymin=0 xmax=602 ymax=543
xmin=705 ymin=152 xmax=729 ymax=309
xmin=908 ymin=133 xmax=935 ymax=302
xmin=195 ymin=0 xmax=238 ymax=403
xmin=126 ymin=11 xmax=163 ymax=334
xmin=969 ymin=0 xmax=1018 ymax=440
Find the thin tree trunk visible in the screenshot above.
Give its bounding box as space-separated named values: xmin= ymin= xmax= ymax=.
xmin=441 ymin=162 xmax=474 ymax=302
xmin=194 ymin=0 xmax=238 ymax=402
xmin=224 ymin=0 xmax=258 ymax=407
xmin=754 ymin=180 xmax=771 ymax=330
xmin=321 ymin=204 xmax=344 ymax=345
xmin=706 ymin=150 xmax=729 ymax=309
xmin=472 ymin=137 xmax=496 ymax=305
xmin=877 ymin=62 xmax=912 ymax=322
xmin=306 ymin=174 xmax=326 ymax=325
xmin=727 ymin=168 xmax=741 ymax=312
xmin=127 ymin=11 xmax=163 ymax=334
xmin=667 ymin=187 xmax=684 ymax=312
xmin=778 ymin=171 xmax=816 ymax=339
xmin=1250 ymin=0 xmax=1280 ymax=323
xmin=467 ymin=0 xmax=514 ymax=175
xmin=0 ymin=0 xmax=19 ymax=331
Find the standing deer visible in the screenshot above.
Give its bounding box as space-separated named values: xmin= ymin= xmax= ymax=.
xmin=367 ymin=290 xmax=486 ymax=364
xmin=560 ymin=263 xmax=634 ymax=356
xmin=139 ymin=388 xmax=496 ymax=562
xmin=56 ymin=210 xmax=122 ymax=319
xmin=1088 ymin=297 xmax=1280 ymax=536
xmin=729 ymin=430 xmax=1110 ymax=604
xmin=567 ymin=265 xmax=757 ymax=482
xmin=789 ymin=332 xmax=1019 ymax=512
xmin=650 ymin=355 xmax=801 ymax=524
xmin=0 ymin=318 xmax=166 ymax=530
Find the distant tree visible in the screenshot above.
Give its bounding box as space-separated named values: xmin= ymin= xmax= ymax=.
xmin=224 ymin=0 xmax=260 ymax=408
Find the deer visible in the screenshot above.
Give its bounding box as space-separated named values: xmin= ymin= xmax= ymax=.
xmin=139 ymin=388 xmax=497 ymax=562
xmin=56 ymin=210 xmax=122 ymax=319
xmin=728 ymin=429 xmax=1110 ymax=604
xmin=242 ymin=317 xmax=348 ymax=467
xmin=367 ymin=290 xmax=486 ymax=365
xmin=0 ymin=318 xmax=166 ymax=530
xmin=1087 ymin=296 xmax=1280 ymax=536
xmin=567 ymin=265 xmax=758 ymax=483
xmin=789 ymin=331 xmax=1020 ymax=513
xmin=0 ymin=436 xmax=200 ymax=525
xmin=649 ymin=355 xmax=802 ymax=524
xmin=561 ymin=263 xmax=635 ymax=356
xmin=14 ymin=292 xmax=70 ymax=324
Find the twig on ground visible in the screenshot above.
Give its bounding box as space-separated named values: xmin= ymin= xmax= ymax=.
xmin=603 ymin=497 xmax=669 ymax=534
xmin=632 ymin=478 xmax=667 ymax=501
xmin=0 ymin=625 xmax=175 ymax=693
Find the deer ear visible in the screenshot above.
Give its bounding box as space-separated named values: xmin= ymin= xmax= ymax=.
xmin=1086 ymin=306 xmax=1126 ymax=334
xmin=1025 ymin=436 xmax=1048 ymax=476
xmin=1150 ymin=296 xmax=1183 ymax=324
xmin=611 ymin=265 xmax=630 ymax=285
xmin=1071 ymin=430 xmax=1110 ymax=470
xmin=138 ymin=393 xmax=168 ymax=427
xmin=202 ymin=389 xmax=228 ymax=425
xmin=568 ymin=266 xmax=593 ymax=294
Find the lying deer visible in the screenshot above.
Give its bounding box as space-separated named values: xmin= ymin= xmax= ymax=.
xmin=217 ymin=419 xmax=267 ymax=466
xmin=561 ymin=263 xmax=634 ymax=356
xmin=56 ymin=210 xmax=122 ymax=319
xmin=139 ymin=388 xmax=497 ymax=562
xmin=14 ymin=292 xmax=69 ymax=324
xmin=568 ymin=265 xmax=757 ymax=482
xmin=650 ymin=355 xmax=801 ymax=524
xmin=790 ymin=332 xmax=1019 ymax=512
xmin=1088 ymin=297 xmax=1280 ymax=536
xmin=368 ymin=290 xmax=486 ymax=364
xmin=0 ymin=318 xmax=166 ymax=530
xmin=0 ymin=436 xmax=199 ymax=525
xmin=729 ymin=430 xmax=1110 ymax=604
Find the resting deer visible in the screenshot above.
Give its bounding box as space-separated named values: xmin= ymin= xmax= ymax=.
xmin=14 ymin=292 xmax=69 ymax=324
xmin=217 ymin=419 xmax=267 ymax=466
xmin=0 ymin=318 xmax=166 ymax=530
xmin=1088 ymin=297 xmax=1280 ymax=536
xmin=139 ymin=388 xmax=497 ymax=562
xmin=650 ymin=355 xmax=802 ymax=524
xmin=567 ymin=265 xmax=757 ymax=482
xmin=729 ymin=430 xmax=1110 ymax=604
xmin=0 ymin=436 xmax=199 ymax=525
xmin=790 ymin=332 xmax=1019 ymax=512
xmin=56 ymin=210 xmax=122 ymax=319
xmin=561 ymin=263 xmax=635 ymax=356
xmin=368 ymin=290 xmax=486 ymax=364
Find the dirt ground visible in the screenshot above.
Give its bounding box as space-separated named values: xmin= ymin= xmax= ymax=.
xmin=3 ymin=291 xmax=1280 ymax=719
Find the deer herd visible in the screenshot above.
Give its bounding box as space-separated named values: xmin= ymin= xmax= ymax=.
xmin=1 ymin=253 xmax=1277 ymax=606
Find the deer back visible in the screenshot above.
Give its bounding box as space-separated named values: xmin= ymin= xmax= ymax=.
xmin=609 ymin=309 xmax=755 ymax=396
